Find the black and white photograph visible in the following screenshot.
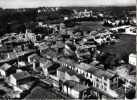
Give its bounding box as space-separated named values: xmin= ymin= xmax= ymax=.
xmin=0 ymin=0 xmax=136 ymax=99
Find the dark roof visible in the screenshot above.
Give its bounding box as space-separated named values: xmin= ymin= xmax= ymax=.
xmin=94 ymin=69 xmax=116 ymax=79
xmin=41 ymin=48 xmax=58 ymax=58
xmin=12 ymin=71 xmax=31 ymax=81
xmin=58 ymin=57 xmax=76 ymax=67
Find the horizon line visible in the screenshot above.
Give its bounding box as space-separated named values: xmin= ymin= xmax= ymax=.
xmin=0 ymin=5 xmax=136 ymax=9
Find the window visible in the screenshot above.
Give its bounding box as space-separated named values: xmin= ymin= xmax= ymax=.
xmin=86 ymin=72 xmax=88 ymax=77
xmin=90 ymin=74 xmax=92 ymax=78
xmin=101 ymin=85 xmax=104 ymax=89
xmin=96 ymin=78 xmax=99 ymax=82
xmin=87 ymin=73 xmax=90 ymax=78
xmin=104 ymin=82 xmax=107 ymax=86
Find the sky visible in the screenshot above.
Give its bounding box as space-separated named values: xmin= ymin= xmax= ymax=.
xmin=0 ymin=0 xmax=136 ymax=8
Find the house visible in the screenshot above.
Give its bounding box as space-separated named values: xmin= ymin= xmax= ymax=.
xmin=40 ymin=58 xmax=60 ymax=76
xmin=40 ymin=59 xmax=54 ymax=76
xmin=0 ymin=63 xmax=16 ymax=78
xmin=17 ymin=61 xmax=33 ymax=72
xmin=57 ymin=66 xmax=86 ymax=84
xmin=28 ymin=53 xmax=39 ymax=64
xmin=40 ymin=48 xmax=58 ymax=59
xmin=53 ymin=40 xmax=65 ymax=53
xmin=7 ymin=71 xmax=33 ymax=86
xmin=64 ymin=62 xmax=119 ymax=98
xmin=27 ymin=54 xmax=41 ymax=71
xmin=62 ymin=80 xmax=89 ymax=99
xmin=64 ymin=42 xmax=76 ymax=57
xmin=75 ymin=45 xmax=96 ymax=61
xmin=129 ymin=53 xmax=136 ymax=66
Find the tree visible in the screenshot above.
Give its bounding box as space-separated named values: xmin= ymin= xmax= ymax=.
xmin=126 ymin=88 xmax=136 ymax=99
xmin=97 ymin=52 xmax=121 ymax=70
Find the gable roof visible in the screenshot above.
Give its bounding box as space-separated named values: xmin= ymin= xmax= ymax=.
xmin=40 ymin=59 xmax=54 ymax=69
xmin=12 ymin=71 xmax=31 ymax=81
xmin=0 ymin=63 xmax=12 ymax=71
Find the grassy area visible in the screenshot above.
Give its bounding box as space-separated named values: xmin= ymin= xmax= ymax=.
xmin=99 ymin=34 xmax=136 ymax=60
xmin=67 ymin=21 xmax=108 ymax=31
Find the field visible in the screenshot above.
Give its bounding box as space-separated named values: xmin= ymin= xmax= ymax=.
xmin=99 ymin=34 xmax=136 ymax=61
xmin=67 ymin=21 xmax=107 ymax=31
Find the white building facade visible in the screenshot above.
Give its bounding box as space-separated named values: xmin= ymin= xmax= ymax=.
xmin=129 ymin=53 xmax=136 ymax=66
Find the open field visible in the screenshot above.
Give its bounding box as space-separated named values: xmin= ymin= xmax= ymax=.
xmin=67 ymin=21 xmax=108 ymax=31
xmin=99 ymin=34 xmax=136 ymax=60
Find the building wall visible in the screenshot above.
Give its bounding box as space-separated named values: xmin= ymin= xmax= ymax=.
xmin=65 ymin=72 xmax=80 ymax=82
xmin=71 ymin=89 xmax=79 ymax=98
xmin=8 ymin=75 xmax=17 ymax=86
xmin=0 ymin=69 xmax=6 ymax=77
xmin=59 ymin=62 xmax=118 ymax=98
xmin=40 ymin=63 xmax=48 ymax=76
xmin=129 ymin=54 xmax=136 ymax=66
xmin=57 ymin=70 xmax=65 ymax=81
xmin=62 ymin=85 xmax=80 ymax=98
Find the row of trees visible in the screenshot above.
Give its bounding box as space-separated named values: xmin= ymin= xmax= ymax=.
xmin=0 ymin=8 xmax=74 ymax=35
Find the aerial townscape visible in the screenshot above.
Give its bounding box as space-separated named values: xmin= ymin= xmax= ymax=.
xmin=0 ymin=5 xmax=136 ymax=99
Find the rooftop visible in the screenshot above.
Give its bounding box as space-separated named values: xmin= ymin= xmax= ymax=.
xmin=58 ymin=66 xmax=85 ymax=80
xmin=94 ymin=69 xmax=116 ymax=79
xmin=12 ymin=71 xmax=31 ymax=81
xmin=0 ymin=63 xmax=12 ymax=71
xmin=58 ymin=56 xmax=77 ymax=67
xmin=129 ymin=53 xmax=136 ymax=58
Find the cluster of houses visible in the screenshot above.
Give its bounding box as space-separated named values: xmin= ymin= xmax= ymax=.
xmin=0 ymin=22 xmax=135 ymax=99
xmin=103 ymin=17 xmax=136 ymax=27
xmin=110 ymin=25 xmax=136 ymax=35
